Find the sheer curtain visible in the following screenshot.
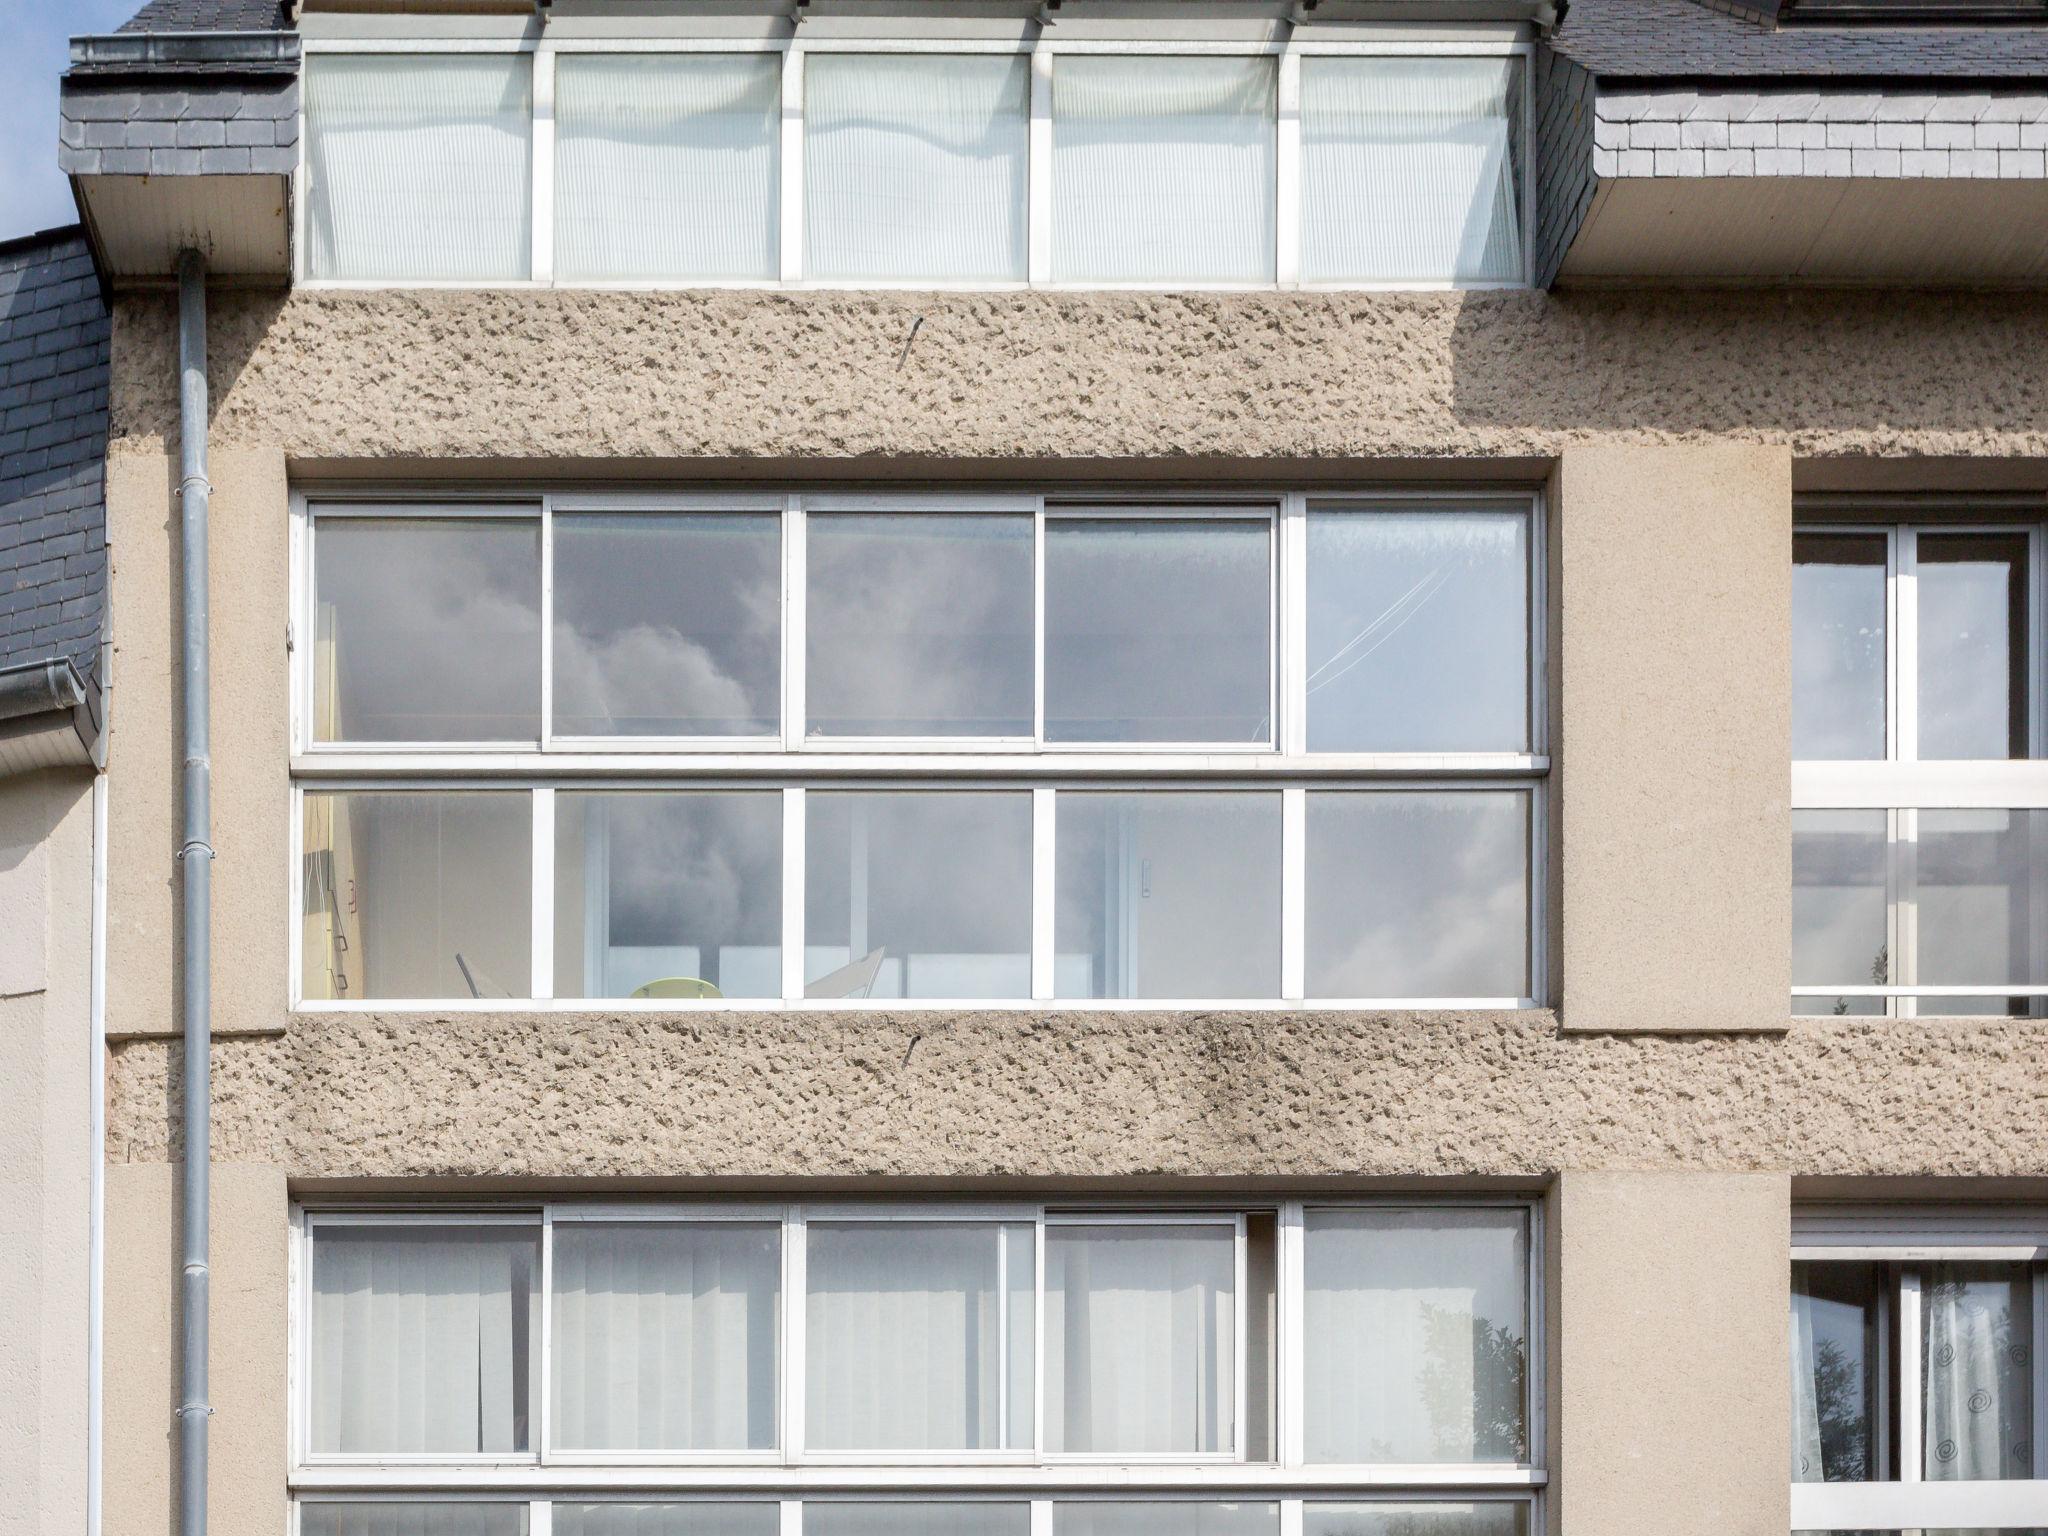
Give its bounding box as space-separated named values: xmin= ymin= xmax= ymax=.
xmin=310 ymin=1226 xmax=538 ymax=1455
xmin=806 ymin=1223 xmax=1033 ymax=1450
xmin=1052 ymin=57 xmax=1276 ymax=284
xmin=1053 ymin=1504 xmax=1278 ymax=1536
xmin=552 ymin=1505 xmax=779 ymax=1536
xmin=805 ymin=55 xmax=1030 ymax=281
xmin=300 ymin=1504 xmax=530 ymax=1536
xmin=305 ymin=55 xmax=533 ymax=281
xmin=1923 ymin=1263 xmax=2034 ymax=1479
xmin=551 ymin=1222 xmax=781 ymax=1451
xmin=1302 ymin=1210 xmax=1526 ymax=1464
xmin=555 ymin=55 xmax=780 ymax=281
xmin=1046 ymin=1223 xmax=1237 ymax=1454
xmin=1300 ymin=57 xmax=1522 ymax=285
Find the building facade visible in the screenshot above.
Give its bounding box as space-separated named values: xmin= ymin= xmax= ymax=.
xmin=38 ymin=2 xmax=2048 ymax=1536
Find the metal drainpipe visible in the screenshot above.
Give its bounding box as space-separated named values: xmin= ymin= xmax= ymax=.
xmin=176 ymin=246 xmax=213 ymax=1536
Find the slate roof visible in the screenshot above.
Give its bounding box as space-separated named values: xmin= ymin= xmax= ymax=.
xmin=1554 ymin=0 xmax=2048 ymax=78
xmin=0 ymin=229 xmax=109 ymax=690
xmin=117 ymin=0 xmax=289 ymax=32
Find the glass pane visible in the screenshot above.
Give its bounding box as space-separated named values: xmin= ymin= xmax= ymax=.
xmin=804 ymin=792 xmax=1031 ymax=1000
xmin=306 ymin=55 xmax=532 ymax=281
xmin=1305 ymin=792 xmax=1528 ymax=1000
xmin=554 ymin=793 xmax=782 ymax=1001
xmin=1793 ymin=533 xmax=1888 ymax=762
xmin=314 ymin=517 xmax=540 ymax=743
xmin=806 ymin=55 xmax=1030 ymax=282
xmin=1045 ymin=1222 xmax=1236 ymax=1455
xmin=1053 ymin=56 xmax=1276 ymax=283
xmin=309 ymin=1224 xmax=539 ymax=1456
xmin=1301 ymin=57 xmax=1523 ymax=284
xmin=301 ymin=1506 xmax=530 ymax=1536
xmin=804 ymin=1507 xmax=1030 ymax=1536
xmin=302 ymin=792 xmax=531 ymax=1002
xmin=555 ymin=54 xmax=779 ymax=280
xmin=1304 ymin=1209 xmax=1527 ymax=1464
xmin=1791 ymin=810 xmax=1889 ymax=1017
xmin=553 ymin=514 xmax=780 ymax=738
xmin=1044 ymin=516 xmax=1271 ymax=744
xmin=555 ymin=1509 xmax=776 ymax=1536
xmin=1055 ymin=792 xmax=1281 ymax=1000
xmin=806 ymin=1221 xmax=1034 ymax=1452
xmin=806 ymin=514 xmax=1034 ymax=738
xmin=1923 ymin=1263 xmax=2035 ymax=1480
xmin=1055 ymin=1507 xmax=1279 ymax=1536
xmin=1304 ymin=1505 xmax=1528 ymax=1536
xmin=551 ymin=1222 xmax=780 ymax=1452
xmin=1918 ymin=533 xmax=2030 ymax=761
xmin=1790 ymin=1262 xmax=1883 ymax=1483
xmin=1306 ymin=507 xmax=1528 ymax=753
xmin=1915 ymin=810 xmax=2047 ymax=1012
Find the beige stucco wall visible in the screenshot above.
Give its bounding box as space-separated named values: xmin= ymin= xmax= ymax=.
xmin=1550 ymin=1171 xmax=1790 ymax=1536
xmin=0 ymin=768 xmax=95 ymax=1536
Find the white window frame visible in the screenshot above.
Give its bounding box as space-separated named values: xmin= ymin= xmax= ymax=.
xmin=289 ymin=1197 xmax=1545 ymax=1531
xmin=287 ymin=487 xmax=1548 ymax=1012
xmin=1789 ymin=1204 xmax=2048 ymax=1533
xmin=292 ymin=29 xmax=1535 ymax=294
xmin=1790 ymin=507 xmax=2048 ymax=1017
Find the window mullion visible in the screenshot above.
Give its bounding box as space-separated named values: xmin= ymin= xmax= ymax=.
xmin=1029 ymin=44 xmax=1053 ymax=286
xmin=785 ymin=1205 xmax=807 ymax=1465
xmin=785 ymin=497 xmax=806 ymax=750
xmin=1897 ymin=526 xmax=1919 ymax=764
xmin=781 ymin=46 xmax=805 ymax=283
xmin=530 ymin=44 xmax=555 ymax=284
xmin=1032 ymin=787 xmax=1055 ymax=1002
xmin=1275 ymin=48 xmax=1301 ymax=289
xmin=1278 ymin=1200 xmax=1305 ymax=1470
xmin=1282 ymin=786 xmax=1306 ymax=1001
xmin=782 ymin=788 xmax=806 ymax=1004
xmin=1899 ymin=1266 xmax=1924 ymax=1483
xmin=531 ymin=787 xmax=554 ymax=1000
xmin=537 ymin=1207 xmax=555 ymax=1462
xmin=539 ymin=494 xmax=555 ymax=750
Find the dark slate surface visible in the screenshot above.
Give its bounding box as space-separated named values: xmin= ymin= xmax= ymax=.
xmin=0 ymin=230 xmax=109 ymax=685
xmin=60 ymin=75 xmax=300 ymax=178
xmin=1554 ymin=0 xmax=2048 ymax=77
xmin=117 ymin=0 xmax=289 ymax=32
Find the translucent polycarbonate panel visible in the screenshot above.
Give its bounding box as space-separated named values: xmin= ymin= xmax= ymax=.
xmin=1304 ymin=1505 xmax=1528 ymax=1536
xmin=1305 ymin=792 xmax=1529 ymax=999
xmin=1055 ymin=1507 xmax=1279 ymax=1536
xmin=555 ymin=54 xmax=779 ymax=280
xmin=1793 ymin=533 xmax=1889 ymax=762
xmin=806 ymin=1222 xmax=1034 ymax=1451
xmin=805 ymin=54 xmax=1030 ymax=282
xmin=551 ymin=1222 xmax=780 ymax=1451
xmin=1054 ymin=792 xmax=1281 ymax=999
xmin=553 ymin=1507 xmax=777 ymax=1536
xmin=1306 ymin=507 xmax=1529 ymax=752
xmin=806 ymin=514 xmax=1034 ymax=738
xmin=300 ymin=1505 xmax=529 ymax=1536
xmin=313 ymin=516 xmax=540 ymax=742
xmin=1053 ymin=56 xmax=1277 ymax=284
xmin=1915 ymin=810 xmax=2048 ymax=1012
xmin=552 ymin=514 xmax=780 ymax=738
xmin=301 ymin=792 xmax=531 ymax=1002
xmin=1922 ymin=1263 xmax=2036 ymax=1480
xmin=1045 ymin=1223 xmax=1236 ymax=1455
xmin=804 ymin=792 xmax=1032 ymax=999
xmin=1300 ymin=56 xmax=1523 ymax=284
xmin=554 ymin=793 xmax=782 ymax=1001
xmin=1303 ymin=1209 xmax=1528 ymax=1464
xmin=308 ymin=1224 xmax=540 ymax=1455
xmin=1790 ymin=810 xmax=1889 ymax=1017
xmin=1790 ymin=1262 xmax=1884 ymax=1483
xmin=1918 ymin=533 xmax=2031 ymax=761
xmin=1043 ymin=516 xmax=1272 ymax=744
xmin=305 ymin=55 xmax=532 ymax=280
xmin=804 ymin=1507 xmax=1030 ymax=1536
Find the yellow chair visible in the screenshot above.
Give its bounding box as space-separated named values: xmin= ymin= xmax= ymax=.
xmin=629 ymin=977 xmax=723 ymax=1001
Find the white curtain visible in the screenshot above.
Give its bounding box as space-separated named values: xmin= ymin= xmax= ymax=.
xmin=1053 ymin=1504 xmax=1278 ymax=1536
xmin=305 ymin=55 xmax=533 ymax=281
xmin=555 ymin=55 xmax=780 ymax=281
xmin=1045 ymin=1224 xmax=1236 ymax=1454
xmin=1300 ymin=1504 xmax=1524 ymax=1536
xmin=1923 ymin=1264 xmax=2034 ymax=1480
xmin=551 ymin=1222 xmax=781 ymax=1452
xmin=1301 ymin=1210 xmax=1526 ymax=1464
xmin=804 ymin=1506 xmax=1032 ymax=1536
xmin=1300 ymin=57 xmax=1522 ymax=285
xmin=806 ymin=1223 xmax=1031 ymax=1451
xmin=805 ymin=54 xmax=1030 ymax=282
xmin=310 ymin=1226 xmax=537 ymax=1455
xmin=552 ymin=1505 xmax=779 ymax=1536
xmin=300 ymin=1504 xmax=528 ymax=1536
xmin=1053 ymin=57 xmax=1276 ymax=284
xmin=1789 ymin=1285 xmax=1828 ymax=1482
